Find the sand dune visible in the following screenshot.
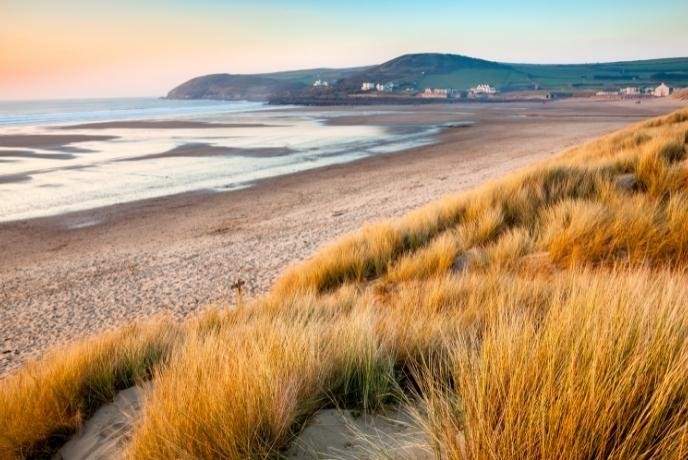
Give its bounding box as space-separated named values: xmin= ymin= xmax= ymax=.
xmin=0 ymin=98 xmax=684 ymax=376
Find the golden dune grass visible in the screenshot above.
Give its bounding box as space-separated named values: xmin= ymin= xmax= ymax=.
xmin=0 ymin=320 xmax=179 ymax=458
xmin=418 ymin=270 xmax=688 ymax=459
xmin=1 ymin=107 xmax=687 ymax=459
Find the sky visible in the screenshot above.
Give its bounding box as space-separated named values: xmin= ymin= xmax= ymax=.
xmin=1 ymin=0 xmax=687 ymax=100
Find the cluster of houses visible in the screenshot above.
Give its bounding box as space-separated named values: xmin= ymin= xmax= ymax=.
xmin=419 ymin=84 xmax=499 ymax=98
xmin=597 ymin=83 xmax=672 ymax=98
xmin=315 ymin=78 xmax=677 ymax=100
xmin=420 ymin=88 xmax=451 ymax=98
xmin=360 ymin=82 xmax=396 ymax=92
xmin=469 ymin=84 xmax=498 ymax=96
xmin=357 ymin=81 xmax=499 ymax=99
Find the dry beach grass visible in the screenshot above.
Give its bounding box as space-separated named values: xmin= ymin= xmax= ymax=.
xmin=2 ymin=106 xmax=688 ymax=458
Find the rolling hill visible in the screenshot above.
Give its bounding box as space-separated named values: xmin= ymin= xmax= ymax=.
xmin=166 ymin=66 xmax=370 ymax=101
xmin=334 ymin=53 xmax=511 ymax=91
xmin=167 ymin=53 xmax=688 ymax=102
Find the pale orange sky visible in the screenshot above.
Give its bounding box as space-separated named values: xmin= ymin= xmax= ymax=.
xmin=2 ymin=0 xmax=687 ymax=100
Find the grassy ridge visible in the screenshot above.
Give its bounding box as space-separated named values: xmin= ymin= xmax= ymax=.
xmin=1 ymin=107 xmax=688 ymax=458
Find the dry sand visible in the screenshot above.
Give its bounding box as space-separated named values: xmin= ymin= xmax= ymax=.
xmin=284 ymin=408 xmax=432 ymax=459
xmin=1 ymin=98 xmax=684 ymax=376
xmin=56 ymin=386 xmax=145 ymax=460
xmin=56 ymin=385 xmax=429 ymax=460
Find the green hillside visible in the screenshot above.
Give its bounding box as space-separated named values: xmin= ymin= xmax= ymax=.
xmin=339 ymin=54 xmax=688 ymax=91
xmin=513 ymin=58 xmax=688 ymax=90
xmin=166 ymin=67 xmax=370 ymax=100
xmin=258 ymin=66 xmax=372 ymax=85
xmin=418 ymin=68 xmax=533 ymax=91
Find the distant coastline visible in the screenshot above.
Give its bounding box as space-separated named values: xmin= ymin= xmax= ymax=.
xmin=165 ymin=53 xmax=688 ymax=105
xmin=265 ymin=93 xmax=568 ymax=106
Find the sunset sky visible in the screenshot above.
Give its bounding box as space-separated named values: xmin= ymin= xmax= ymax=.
xmin=2 ymin=0 xmax=687 ymax=100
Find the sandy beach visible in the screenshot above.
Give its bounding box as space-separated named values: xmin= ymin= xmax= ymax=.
xmin=1 ymin=98 xmax=684 ymax=375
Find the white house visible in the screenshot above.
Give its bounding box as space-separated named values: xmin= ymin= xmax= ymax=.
xmin=313 ymin=79 xmax=329 ymax=87
xmin=470 ymin=84 xmax=497 ymax=95
xmin=420 ymin=88 xmax=449 ymax=98
xmin=621 ymin=87 xmax=640 ymax=96
xmin=654 ymin=83 xmax=671 ymax=97
xmin=361 ymin=82 xmax=375 ymax=91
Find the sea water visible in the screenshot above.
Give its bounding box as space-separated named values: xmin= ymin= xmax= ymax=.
xmin=0 ymin=98 xmax=439 ymax=222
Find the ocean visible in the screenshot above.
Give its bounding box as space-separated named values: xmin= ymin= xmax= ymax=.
xmin=0 ymin=98 xmax=439 ymax=222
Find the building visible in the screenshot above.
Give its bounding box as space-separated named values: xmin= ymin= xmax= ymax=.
xmin=621 ymin=87 xmax=640 ymax=96
xmin=313 ymin=79 xmax=329 ymax=87
xmin=420 ymin=88 xmax=449 ymax=98
xmin=361 ymin=82 xmax=395 ymax=92
xmin=382 ymin=82 xmax=395 ymax=92
xmin=470 ymin=84 xmax=497 ymax=96
xmin=654 ymin=83 xmax=671 ymax=97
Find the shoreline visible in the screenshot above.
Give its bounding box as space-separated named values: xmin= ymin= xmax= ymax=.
xmin=1 ymin=98 xmax=684 ymax=375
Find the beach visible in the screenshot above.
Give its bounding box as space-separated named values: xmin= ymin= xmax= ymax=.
xmin=1 ymin=97 xmax=683 ymax=375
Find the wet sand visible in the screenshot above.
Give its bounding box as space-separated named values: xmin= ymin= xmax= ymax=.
xmin=0 ymin=150 xmax=76 ymax=160
xmin=0 ymin=134 xmax=117 ymax=152
xmin=119 ymin=143 xmax=295 ymax=161
xmin=53 ymin=120 xmax=272 ymax=130
xmin=0 ymin=173 xmax=32 ymax=185
xmin=1 ymin=98 xmax=684 ymax=375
